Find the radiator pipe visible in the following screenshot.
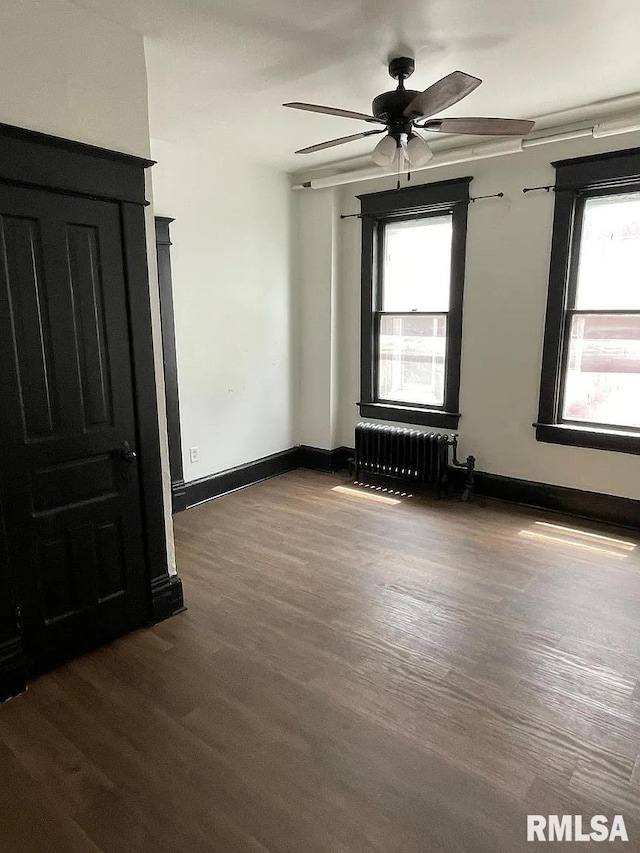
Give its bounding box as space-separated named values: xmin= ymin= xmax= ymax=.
xmin=449 ymin=434 xmax=475 ymax=502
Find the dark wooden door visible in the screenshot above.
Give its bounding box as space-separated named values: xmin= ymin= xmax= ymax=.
xmin=0 ymin=185 xmax=148 ymax=673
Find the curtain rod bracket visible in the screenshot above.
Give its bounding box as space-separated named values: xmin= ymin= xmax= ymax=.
xmin=469 ymin=192 xmax=504 ymax=203
xmin=522 ymin=184 xmax=556 ymax=194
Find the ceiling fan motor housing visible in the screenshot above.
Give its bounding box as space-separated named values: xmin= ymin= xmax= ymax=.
xmin=372 ymin=57 xmax=420 ymax=136
xmin=372 ymin=90 xmax=418 ymax=135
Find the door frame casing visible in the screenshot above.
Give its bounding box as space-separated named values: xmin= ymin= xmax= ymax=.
xmin=0 ymin=122 xmax=179 ymax=700
xmin=154 ymin=217 xmax=187 ymax=513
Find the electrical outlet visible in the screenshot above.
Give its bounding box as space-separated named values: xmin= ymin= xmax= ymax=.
xmin=189 ymin=446 xmax=199 ymax=464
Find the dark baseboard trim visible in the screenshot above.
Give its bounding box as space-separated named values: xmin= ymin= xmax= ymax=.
xmin=171 ymin=480 xmax=188 ymax=514
xmin=178 ymin=444 xmax=636 ymax=532
xmin=184 ymin=447 xmax=299 ymax=508
xmin=352 ymin=461 xmax=638 ymax=530
xmin=297 ymin=445 xmax=353 ymax=473
xmin=181 ymin=445 xmax=354 ymax=509
xmin=150 ymin=572 xmax=186 ymax=623
xmin=472 ymin=471 xmax=640 ymax=531
xmin=0 ymin=636 xmax=27 ymax=702
xmin=169 ymin=575 xmax=186 ymax=614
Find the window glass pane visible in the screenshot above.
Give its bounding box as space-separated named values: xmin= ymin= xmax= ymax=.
xmin=575 ymin=193 xmax=640 ymax=310
xmin=562 ymin=313 xmax=640 ymax=428
xmin=378 ymin=314 xmax=447 ymax=407
xmin=382 ymin=216 xmax=452 ymax=312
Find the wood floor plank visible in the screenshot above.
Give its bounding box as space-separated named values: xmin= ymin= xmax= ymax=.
xmin=2 ymin=469 xmax=640 ymax=851
xmin=0 ymin=740 xmax=102 ymax=853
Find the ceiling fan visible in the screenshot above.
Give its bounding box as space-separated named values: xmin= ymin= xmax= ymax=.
xmin=284 ymin=56 xmax=535 ymax=168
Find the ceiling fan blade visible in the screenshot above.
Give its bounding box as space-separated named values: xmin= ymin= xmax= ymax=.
xmin=404 ymin=71 xmax=482 ymax=120
xmin=295 ymin=129 xmax=386 ymax=155
xmin=423 ymin=117 xmax=535 ymax=136
xmin=284 ymin=102 xmax=384 ymax=124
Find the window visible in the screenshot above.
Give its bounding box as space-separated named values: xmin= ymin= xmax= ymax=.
xmin=537 ymin=148 xmax=640 ymax=454
xmin=358 ymin=178 xmax=470 ymax=428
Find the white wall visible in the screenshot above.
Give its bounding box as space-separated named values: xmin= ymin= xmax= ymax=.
xmin=151 ymin=138 xmax=294 ymax=481
xmin=293 ymin=188 xmax=340 ymax=449
xmin=296 ymin=132 xmax=640 ymax=501
xmin=0 ymin=0 xmax=150 ymax=158
xmin=0 ymin=0 xmax=177 ymax=571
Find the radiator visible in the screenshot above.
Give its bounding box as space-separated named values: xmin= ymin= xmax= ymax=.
xmin=353 ymin=423 xmax=475 ymax=500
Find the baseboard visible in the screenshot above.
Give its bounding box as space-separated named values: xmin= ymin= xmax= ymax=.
xmin=171 ymin=480 xmax=188 ymax=514
xmin=184 ymin=447 xmax=299 ymax=508
xmin=169 ymin=574 xmax=186 ymax=614
xmin=181 ymin=445 xmax=354 ymax=509
xmin=351 ymin=458 xmax=638 ymax=531
xmin=0 ymin=635 xmax=27 ymax=702
xmin=297 ymin=445 xmax=353 ymax=473
xmin=150 ymin=572 xmax=186 ymax=623
xmin=180 ymin=443 xmax=637 ymax=532
xmin=472 ymin=471 xmax=640 ymax=531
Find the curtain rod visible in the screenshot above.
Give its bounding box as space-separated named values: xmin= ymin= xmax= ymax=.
xmin=339 ymin=191 xmax=505 ymax=218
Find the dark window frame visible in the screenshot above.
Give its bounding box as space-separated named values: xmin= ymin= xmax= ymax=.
xmin=536 ymin=147 xmax=640 ymax=455
xmin=358 ymin=177 xmax=471 ymax=429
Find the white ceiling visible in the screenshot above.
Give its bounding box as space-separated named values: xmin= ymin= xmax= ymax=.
xmin=69 ymin=0 xmax=640 ymax=172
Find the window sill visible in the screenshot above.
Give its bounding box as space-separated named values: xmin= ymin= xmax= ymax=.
xmin=534 ymin=422 xmax=640 ymax=455
xmin=359 ymin=402 xmax=461 ymax=429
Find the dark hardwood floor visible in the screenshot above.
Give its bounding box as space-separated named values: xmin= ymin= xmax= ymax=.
xmin=1 ymin=469 xmax=640 ymax=851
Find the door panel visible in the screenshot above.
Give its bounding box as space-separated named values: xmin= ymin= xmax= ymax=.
xmin=67 ymin=224 xmax=113 ymax=431
xmin=0 ymin=185 xmax=148 ymax=673
xmin=2 ymin=214 xmax=58 ymax=440
xmin=32 ymin=453 xmax=117 ymax=513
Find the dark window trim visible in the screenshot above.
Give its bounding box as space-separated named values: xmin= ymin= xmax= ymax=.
xmin=359 ymin=402 xmax=461 ymax=429
xmin=358 ymin=177 xmax=471 ymax=429
xmin=534 ymin=422 xmax=640 ymax=455
xmin=537 ymin=148 xmax=640 ymax=455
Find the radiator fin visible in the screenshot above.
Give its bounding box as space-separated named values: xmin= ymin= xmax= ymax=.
xmin=354 ymin=423 xmax=451 ymax=494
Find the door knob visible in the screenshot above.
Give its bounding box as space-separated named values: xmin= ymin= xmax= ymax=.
xmin=120 ymin=441 xmax=137 ymax=463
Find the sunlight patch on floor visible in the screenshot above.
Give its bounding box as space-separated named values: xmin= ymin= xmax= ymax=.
xmin=331 ymin=483 xmax=412 ymax=505
xmin=518 ymin=521 xmax=636 ymax=560
xmin=534 ymin=521 xmax=636 ymax=550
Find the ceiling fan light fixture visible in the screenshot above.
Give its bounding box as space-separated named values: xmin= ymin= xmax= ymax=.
xmin=406 ymin=133 xmax=433 ymax=166
xmin=371 ymin=134 xmax=398 ymax=167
